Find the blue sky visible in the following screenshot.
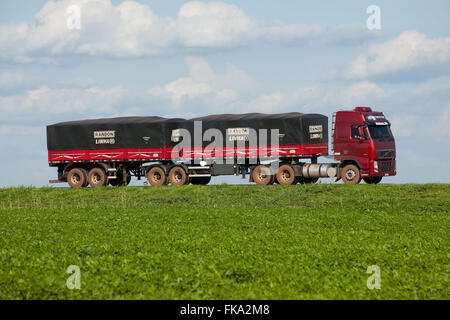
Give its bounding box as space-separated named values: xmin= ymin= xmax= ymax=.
xmin=1 ymin=0 xmax=449 ymax=186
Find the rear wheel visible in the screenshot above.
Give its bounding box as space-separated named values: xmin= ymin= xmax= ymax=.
xmin=252 ymin=165 xmax=275 ymax=186
xmin=147 ymin=167 xmax=167 ymax=186
xmin=276 ymin=165 xmax=296 ymax=185
xmin=67 ymin=168 xmax=87 ymax=189
xmin=168 ymin=166 xmax=189 ymax=186
xmin=191 ymin=177 xmax=211 ymax=185
xmin=363 ymin=177 xmax=382 ymax=184
xmin=341 ymin=164 xmax=361 ymax=185
xmin=88 ymin=167 xmax=107 ymax=188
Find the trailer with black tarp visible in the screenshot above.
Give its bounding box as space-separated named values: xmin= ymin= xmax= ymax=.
xmin=47 ymin=113 xmax=329 ymax=165
xmin=47 ymin=112 xmax=329 ymax=187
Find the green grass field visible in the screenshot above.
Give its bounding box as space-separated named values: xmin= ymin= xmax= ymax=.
xmin=0 ymin=184 xmax=448 ymax=300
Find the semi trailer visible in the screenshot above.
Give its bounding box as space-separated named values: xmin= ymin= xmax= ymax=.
xmin=47 ymin=107 xmax=396 ymax=187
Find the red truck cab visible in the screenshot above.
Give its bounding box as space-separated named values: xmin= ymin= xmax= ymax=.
xmin=333 ymin=107 xmax=396 ymax=184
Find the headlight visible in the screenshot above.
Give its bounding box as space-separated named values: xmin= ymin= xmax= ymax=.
xmin=374 ymin=161 xmax=378 ymax=172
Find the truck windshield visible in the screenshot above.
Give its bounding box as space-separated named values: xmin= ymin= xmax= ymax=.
xmin=368 ymin=125 xmax=394 ymax=142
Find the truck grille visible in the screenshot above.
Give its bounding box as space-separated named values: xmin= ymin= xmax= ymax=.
xmin=376 ymin=149 xmax=395 ymax=158
xmin=378 ymin=160 xmax=395 ymax=172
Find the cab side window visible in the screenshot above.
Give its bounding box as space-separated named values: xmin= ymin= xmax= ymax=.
xmin=351 ymin=126 xmax=359 ymax=139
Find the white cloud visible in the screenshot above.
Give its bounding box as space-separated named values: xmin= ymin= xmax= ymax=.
xmin=0 ymin=0 xmax=379 ymax=63
xmin=243 ymin=81 xmax=389 ymax=114
xmin=178 ymin=1 xmax=254 ymax=47
xmin=346 ymin=30 xmax=450 ymax=79
xmin=0 ymin=85 xmax=126 ymax=116
xmin=0 ymin=0 xmax=177 ymax=61
xmin=148 ymin=57 xmax=251 ymax=105
xmin=245 ymin=86 xmax=321 ymax=113
xmin=245 ymin=92 xmax=288 ymax=113
xmin=389 ymin=115 xmax=418 ymax=138
xmin=149 ymin=77 xmax=213 ymax=105
xmin=331 ymin=81 xmax=389 ymax=106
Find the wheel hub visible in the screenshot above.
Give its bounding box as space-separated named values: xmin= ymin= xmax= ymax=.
xmin=345 ymin=170 xmax=356 ymax=180
xmin=259 ymin=168 xmax=270 ymax=180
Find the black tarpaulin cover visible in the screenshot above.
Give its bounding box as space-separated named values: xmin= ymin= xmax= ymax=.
xmin=47 ymin=113 xmax=328 ymax=151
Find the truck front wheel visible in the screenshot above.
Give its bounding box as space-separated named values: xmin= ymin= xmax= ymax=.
xmin=341 ymin=164 xmax=361 ymax=184
xmin=363 ymin=177 xmax=382 ymax=184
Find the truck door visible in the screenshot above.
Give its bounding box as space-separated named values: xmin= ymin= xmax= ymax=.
xmin=348 ymin=125 xmax=370 ymax=169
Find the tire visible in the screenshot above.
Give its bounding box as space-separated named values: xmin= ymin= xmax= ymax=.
xmin=67 ymin=168 xmax=87 ymax=189
xmin=276 ymin=164 xmax=296 ymax=186
xmin=147 ymin=167 xmax=167 ymax=186
xmin=252 ymin=165 xmax=274 ymax=186
xmin=80 ymin=168 xmax=89 ymax=187
xmin=88 ymin=167 xmax=107 ymax=188
xmin=168 ymin=166 xmax=189 ymax=186
xmin=341 ymin=164 xmax=361 ymax=185
xmin=191 ymin=177 xmax=211 ymax=185
xmin=363 ymin=177 xmax=382 ymax=184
